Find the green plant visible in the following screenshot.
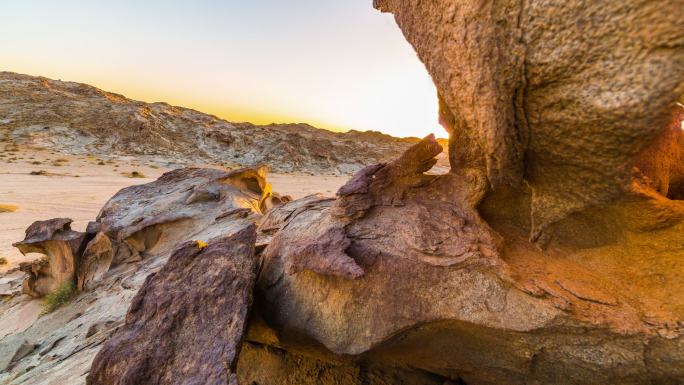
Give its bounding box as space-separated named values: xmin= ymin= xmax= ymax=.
xmin=42 ymin=281 xmax=76 ymax=314
xmin=0 ymin=257 xmax=7 ymax=265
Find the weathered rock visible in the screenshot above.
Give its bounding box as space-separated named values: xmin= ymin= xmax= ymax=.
xmin=87 ymin=225 xmax=258 ymax=385
xmin=96 ymin=167 xmax=270 ymax=265
xmin=0 ymin=336 xmax=37 ymax=372
xmin=0 ymin=167 xmax=274 ymax=385
xmin=76 ymin=232 xmax=113 ymax=291
xmin=236 ymin=341 xmax=450 ymax=385
xmin=375 ymin=0 xmax=684 ymax=239
xmin=251 ymin=135 xmax=684 ymax=384
xmin=0 ymin=269 xmax=24 ymax=299
xmin=13 ymin=218 xmax=87 ymax=297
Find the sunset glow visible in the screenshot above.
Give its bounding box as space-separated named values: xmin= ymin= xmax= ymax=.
xmin=0 ymin=0 xmax=445 ymax=138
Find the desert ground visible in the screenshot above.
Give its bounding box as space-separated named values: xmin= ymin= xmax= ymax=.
xmin=0 ymin=146 xmax=347 ymax=273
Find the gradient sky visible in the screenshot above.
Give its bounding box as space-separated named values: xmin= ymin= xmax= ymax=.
xmin=0 ymin=0 xmax=445 ymax=138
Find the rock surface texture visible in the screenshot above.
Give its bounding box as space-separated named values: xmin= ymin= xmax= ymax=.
xmin=0 ymin=167 xmax=270 ymax=385
xmin=375 ymin=0 xmax=684 ymax=239
xmin=87 ymin=226 xmax=258 ymax=385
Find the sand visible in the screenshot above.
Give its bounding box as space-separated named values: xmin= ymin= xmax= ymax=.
xmin=0 ymin=147 xmax=347 ymax=272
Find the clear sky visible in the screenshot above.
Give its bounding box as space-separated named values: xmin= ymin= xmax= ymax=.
xmin=0 ymin=0 xmax=445 ymax=138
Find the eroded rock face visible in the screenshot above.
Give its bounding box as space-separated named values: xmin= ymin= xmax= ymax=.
xmin=251 ymin=135 xmax=684 ymax=384
xmin=1 ymin=166 xmax=271 ymax=385
xmin=375 ymin=0 xmax=684 ymax=239
xmin=13 ymin=218 xmax=86 ymax=297
xmin=76 ymin=232 xmax=113 ymax=291
xmin=87 ymin=226 xmax=258 ymax=385
xmin=97 ymin=167 xmax=270 ymax=265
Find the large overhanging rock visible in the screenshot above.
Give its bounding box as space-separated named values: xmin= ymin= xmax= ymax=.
xmin=374 ymin=0 xmax=684 ymax=240
xmin=87 ymin=226 xmax=258 ymax=385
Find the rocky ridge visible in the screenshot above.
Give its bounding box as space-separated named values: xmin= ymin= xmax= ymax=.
xmin=0 ymin=72 xmax=447 ymax=175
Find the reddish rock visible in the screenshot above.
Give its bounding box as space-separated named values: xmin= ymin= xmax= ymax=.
xmin=87 ymin=225 xmax=258 ymax=385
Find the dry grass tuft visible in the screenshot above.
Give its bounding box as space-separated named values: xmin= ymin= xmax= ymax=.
xmin=0 ymin=204 xmax=19 ymax=213
xmin=123 ymin=171 xmax=146 ymax=178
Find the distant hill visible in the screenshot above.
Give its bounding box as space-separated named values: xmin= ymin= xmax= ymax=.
xmin=0 ymin=72 xmax=448 ymax=174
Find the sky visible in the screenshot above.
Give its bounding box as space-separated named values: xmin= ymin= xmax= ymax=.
xmin=0 ymin=0 xmax=445 ymax=138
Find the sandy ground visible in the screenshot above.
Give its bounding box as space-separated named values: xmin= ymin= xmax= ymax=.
xmin=0 ymin=147 xmax=347 ymax=272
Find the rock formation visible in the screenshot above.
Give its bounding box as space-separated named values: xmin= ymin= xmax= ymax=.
xmin=375 ymin=0 xmax=684 ymax=241
xmin=0 ymin=167 xmax=271 ymax=385
xmin=13 ymin=218 xmax=87 ymax=297
xmin=87 ymin=226 xmax=258 ymax=385
xmin=1 ymin=1 xmax=683 ymax=384
xmin=95 ymin=167 xmax=269 ymax=265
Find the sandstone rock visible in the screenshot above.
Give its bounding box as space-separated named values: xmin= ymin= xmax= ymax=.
xmin=1 ymin=167 xmax=271 ymax=385
xmin=87 ymin=225 xmax=258 ymax=385
xmin=375 ymin=0 xmax=684 ymax=239
xmin=96 ymin=167 xmax=270 ymax=265
xmin=76 ymin=232 xmax=113 ymax=291
xmin=236 ymin=341 xmax=449 ymax=385
xmin=0 ymin=269 xmax=24 ymax=299
xmin=251 ymin=135 xmax=684 ymax=384
xmin=13 ymin=218 xmax=86 ymax=297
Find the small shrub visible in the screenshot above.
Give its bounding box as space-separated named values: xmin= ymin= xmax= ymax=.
xmin=97 ymin=161 xmax=105 ymax=165
xmin=42 ymin=281 xmax=76 ymax=314
xmin=0 ymin=257 xmax=7 ymax=265
xmin=124 ymin=171 xmax=146 ymax=178
xmin=30 ymin=170 xmax=48 ymax=176
xmin=31 ymin=161 xmax=42 ymax=165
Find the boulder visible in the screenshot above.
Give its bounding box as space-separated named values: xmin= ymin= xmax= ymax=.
xmin=96 ymin=167 xmax=272 ymax=265
xmin=13 ymin=218 xmax=87 ymax=297
xmin=87 ymin=225 xmax=258 ymax=385
xmin=374 ymin=0 xmax=684 ymax=240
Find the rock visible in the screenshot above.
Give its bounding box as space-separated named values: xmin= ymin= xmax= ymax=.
xmin=0 ymin=167 xmax=271 ymax=385
xmin=96 ymin=167 xmax=270 ymax=265
xmin=0 ymin=336 xmax=33 ymax=372
xmin=236 ymin=341 xmax=450 ymax=385
xmin=251 ymin=136 xmax=684 ymax=384
xmin=13 ymin=218 xmax=87 ymax=297
xmin=87 ymin=225 xmax=258 ymax=385
xmin=0 ymin=72 xmax=446 ymax=175
xmin=0 ymin=269 xmax=25 ymax=299
xmin=76 ymin=232 xmax=113 ymax=291
xmin=375 ymin=0 xmax=684 ymax=239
